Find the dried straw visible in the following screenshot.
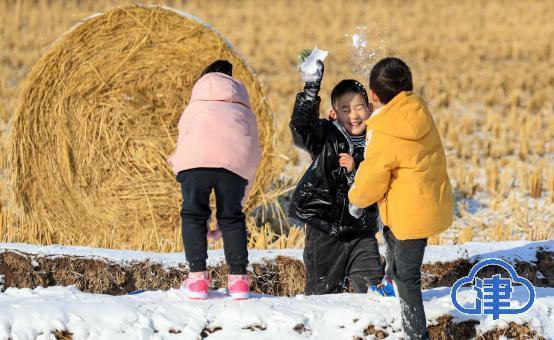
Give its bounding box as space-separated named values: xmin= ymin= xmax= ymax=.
xmin=6 ymin=5 xmax=277 ymax=247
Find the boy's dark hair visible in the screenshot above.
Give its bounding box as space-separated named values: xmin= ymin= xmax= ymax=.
xmin=331 ymin=79 xmax=369 ymax=109
xmin=369 ymin=57 xmax=413 ymax=104
xmin=201 ymin=60 xmax=233 ymax=77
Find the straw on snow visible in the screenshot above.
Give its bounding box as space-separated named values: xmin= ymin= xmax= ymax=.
xmin=6 ymin=5 xmax=277 ymax=246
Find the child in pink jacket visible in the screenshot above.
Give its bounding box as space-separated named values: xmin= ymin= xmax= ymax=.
xmin=168 ymin=60 xmax=261 ymax=300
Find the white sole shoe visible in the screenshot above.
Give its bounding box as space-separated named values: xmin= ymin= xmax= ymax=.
xmin=229 ymin=291 xmax=250 ymax=300
xmin=185 ymin=290 xmax=208 ymax=300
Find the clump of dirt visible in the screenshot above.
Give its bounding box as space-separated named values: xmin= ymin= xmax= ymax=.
xmin=428 ymin=315 xmax=479 ymax=339
xmin=422 ymin=259 xmax=474 ymax=289
xmin=293 ymin=323 xmax=312 ymax=335
xmin=536 ymin=250 xmax=554 ymax=286
xmin=479 ymin=322 xmax=545 ymax=340
xmin=428 ymin=315 xmax=544 ymax=340
xmin=274 ymin=256 xmax=306 ymax=296
xmin=201 ymin=325 xmax=222 ymax=338
xmin=53 ymin=330 xmax=72 ymax=340
xmin=243 ymin=324 xmax=267 ymax=331
xmin=363 ymin=324 xmax=389 ymax=339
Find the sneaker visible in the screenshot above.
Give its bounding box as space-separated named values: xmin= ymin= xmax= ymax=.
xmin=228 ymin=274 xmax=250 ymax=300
xmin=182 ymin=271 xmax=211 ymax=300
xmin=369 ymin=276 xmax=396 ymax=297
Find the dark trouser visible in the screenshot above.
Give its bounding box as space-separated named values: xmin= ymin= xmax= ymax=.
xmin=383 ymin=226 xmax=429 ymax=340
xmin=178 ymin=168 xmax=248 ymax=275
xmin=304 ymin=226 xmax=384 ymax=295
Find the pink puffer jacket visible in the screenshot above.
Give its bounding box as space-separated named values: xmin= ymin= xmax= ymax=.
xmin=168 ymin=72 xmax=262 ymax=204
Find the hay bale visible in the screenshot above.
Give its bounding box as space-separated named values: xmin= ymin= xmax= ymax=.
xmin=7 ymin=5 xmax=276 ymax=246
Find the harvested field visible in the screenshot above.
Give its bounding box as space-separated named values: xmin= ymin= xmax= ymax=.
xmin=0 ymin=0 xmax=552 ymax=250
xmin=0 ymin=0 xmax=554 ymax=252
xmin=5 ymin=5 xmax=278 ymax=250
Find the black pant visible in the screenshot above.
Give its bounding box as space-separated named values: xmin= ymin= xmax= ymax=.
xmin=383 ymin=226 xmax=429 ymax=340
xmin=178 ymin=168 xmax=248 ymax=275
xmin=304 ymin=226 xmax=384 ymax=295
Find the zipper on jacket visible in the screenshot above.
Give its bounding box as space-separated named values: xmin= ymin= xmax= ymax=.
xmin=332 ymin=121 xmax=356 ymax=186
xmin=332 ymin=121 xmax=354 ymax=155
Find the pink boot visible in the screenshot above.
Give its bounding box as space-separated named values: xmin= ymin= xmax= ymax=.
xmin=182 ymin=271 xmax=211 ymax=300
xmin=228 ymin=274 xmax=250 ymax=300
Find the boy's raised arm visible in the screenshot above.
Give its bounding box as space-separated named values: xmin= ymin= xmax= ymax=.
xmin=289 ymin=60 xmax=327 ymax=157
xmin=349 ymin=131 xmax=396 ymax=208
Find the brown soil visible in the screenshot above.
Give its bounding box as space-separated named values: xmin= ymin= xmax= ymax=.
xmin=428 ymin=315 xmax=480 ymax=339
xmin=536 ymin=251 xmax=554 ymax=286
xmin=0 ymin=250 xmax=307 ymax=296
xmin=422 ymin=250 xmax=554 ymax=289
xmin=0 ymin=250 xmax=187 ymax=295
xmin=353 ymin=315 xmax=544 ymax=339
xmin=363 ymin=324 xmax=389 ymax=339
xmin=427 ymin=315 xmax=544 ymax=340
xmin=478 ymin=322 xmax=545 ymax=340
xmin=1 ymin=249 xmax=552 ymax=296
xmin=422 ymin=258 xmax=475 ymax=289
xmin=53 ymin=330 xmax=72 ymax=340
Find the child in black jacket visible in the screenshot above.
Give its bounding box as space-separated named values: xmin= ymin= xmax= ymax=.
xmin=289 ymin=60 xmax=384 ymax=295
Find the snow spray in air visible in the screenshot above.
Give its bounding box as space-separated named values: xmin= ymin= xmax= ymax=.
xmin=345 ymin=24 xmax=389 ymax=78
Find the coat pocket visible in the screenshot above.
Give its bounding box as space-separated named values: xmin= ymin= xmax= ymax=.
xmin=297 ymin=187 xmax=335 ymax=219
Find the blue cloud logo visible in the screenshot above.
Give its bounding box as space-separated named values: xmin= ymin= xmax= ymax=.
xmin=450 ymin=258 xmax=535 ymax=320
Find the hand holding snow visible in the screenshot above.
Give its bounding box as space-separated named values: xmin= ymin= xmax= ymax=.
xmin=299 ymin=47 xmax=328 ymax=82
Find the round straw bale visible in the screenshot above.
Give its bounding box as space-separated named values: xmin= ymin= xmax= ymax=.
xmin=7 ymin=5 xmax=276 ymax=245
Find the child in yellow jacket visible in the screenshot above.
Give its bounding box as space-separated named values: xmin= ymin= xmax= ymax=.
xmin=349 ymin=57 xmax=454 ymax=340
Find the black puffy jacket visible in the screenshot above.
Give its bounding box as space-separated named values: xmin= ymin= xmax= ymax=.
xmin=288 ymin=92 xmax=379 ymax=238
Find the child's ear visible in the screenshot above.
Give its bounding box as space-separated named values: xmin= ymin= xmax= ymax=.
xmin=329 ymin=109 xmax=337 ymax=120
xmin=370 ymin=90 xmax=380 ymax=105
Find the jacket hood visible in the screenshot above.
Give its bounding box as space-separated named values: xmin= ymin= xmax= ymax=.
xmin=190 ymin=72 xmax=251 ymax=108
xmin=366 ymin=91 xmax=432 ymax=140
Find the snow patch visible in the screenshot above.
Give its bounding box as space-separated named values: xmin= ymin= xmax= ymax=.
xmin=0 ymin=240 xmax=551 ymax=271
xmin=0 ymin=285 xmax=551 ymax=339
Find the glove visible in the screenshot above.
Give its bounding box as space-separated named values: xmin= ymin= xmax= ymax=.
xmin=329 ymin=223 xmax=345 ymax=237
xmin=302 ymin=60 xmax=324 ymax=100
xmin=348 ymin=203 xmax=364 ymax=219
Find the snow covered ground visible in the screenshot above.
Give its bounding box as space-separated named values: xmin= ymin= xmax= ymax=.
xmin=0 ymin=285 xmax=552 ymax=339
xmin=0 ymin=240 xmax=552 ymax=339
xmin=1 ymin=240 xmax=551 ymax=270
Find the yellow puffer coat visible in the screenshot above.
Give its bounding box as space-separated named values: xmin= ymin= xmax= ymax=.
xmin=348 ymin=91 xmax=454 ymax=240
